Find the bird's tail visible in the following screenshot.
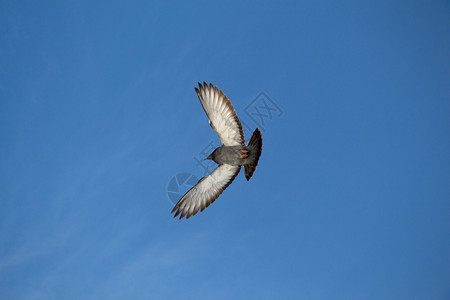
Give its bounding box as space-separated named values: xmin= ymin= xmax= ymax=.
xmin=244 ymin=128 xmax=263 ymax=181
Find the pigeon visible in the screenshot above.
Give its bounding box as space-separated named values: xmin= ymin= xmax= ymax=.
xmin=171 ymin=82 xmax=263 ymax=219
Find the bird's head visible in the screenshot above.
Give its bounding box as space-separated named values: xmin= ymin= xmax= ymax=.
xmin=205 ymin=149 xmax=217 ymax=160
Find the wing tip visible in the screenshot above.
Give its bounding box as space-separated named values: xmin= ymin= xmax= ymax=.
xmin=196 ymin=82 xmax=220 ymax=92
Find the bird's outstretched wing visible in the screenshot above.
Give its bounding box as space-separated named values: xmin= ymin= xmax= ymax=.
xmin=171 ymin=164 xmax=241 ymax=219
xmin=195 ymin=82 xmax=245 ymax=146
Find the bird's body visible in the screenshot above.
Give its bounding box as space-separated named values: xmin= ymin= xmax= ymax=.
xmin=171 ymin=82 xmax=263 ymax=219
xmin=208 ymin=145 xmax=246 ymax=165
xmin=207 ymin=145 xmax=254 ymax=165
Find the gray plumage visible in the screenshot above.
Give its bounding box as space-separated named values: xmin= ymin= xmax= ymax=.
xmin=206 ymin=129 xmax=262 ymax=180
xmin=171 ymin=82 xmax=263 ymax=219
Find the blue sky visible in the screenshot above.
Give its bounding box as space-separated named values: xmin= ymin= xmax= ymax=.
xmin=1 ymin=1 xmax=449 ymax=299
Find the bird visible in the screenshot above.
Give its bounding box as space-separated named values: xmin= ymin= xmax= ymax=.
xmin=171 ymin=82 xmax=263 ymax=219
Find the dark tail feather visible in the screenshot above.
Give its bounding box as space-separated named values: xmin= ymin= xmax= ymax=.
xmin=244 ymin=128 xmax=263 ymax=181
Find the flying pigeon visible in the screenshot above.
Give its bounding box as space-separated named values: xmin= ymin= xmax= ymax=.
xmin=171 ymin=82 xmax=263 ymax=219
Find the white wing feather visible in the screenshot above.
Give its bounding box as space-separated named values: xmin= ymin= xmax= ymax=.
xmin=195 ymin=82 xmax=245 ymax=146
xmin=171 ymin=164 xmax=241 ymax=219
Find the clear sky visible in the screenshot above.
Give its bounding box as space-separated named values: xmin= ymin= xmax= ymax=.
xmin=1 ymin=1 xmax=449 ymax=299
